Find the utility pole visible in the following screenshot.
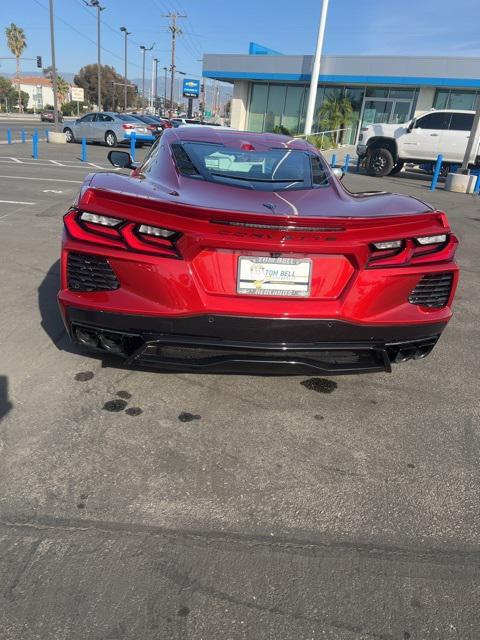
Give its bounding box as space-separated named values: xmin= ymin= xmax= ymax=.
xmin=304 ymin=0 xmax=330 ymax=135
xmin=164 ymin=12 xmax=186 ymax=118
xmin=120 ymin=26 xmax=130 ymax=111
xmin=163 ymin=66 xmax=168 ymax=115
xmin=139 ymin=43 xmax=154 ymax=114
xmin=48 ymin=0 xmax=60 ymax=132
xmin=84 ymin=0 xmax=105 ymax=111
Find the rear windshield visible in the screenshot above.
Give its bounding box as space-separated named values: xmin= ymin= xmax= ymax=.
xmin=116 ymin=114 xmax=144 ymax=123
xmin=171 ymin=142 xmax=328 ymax=191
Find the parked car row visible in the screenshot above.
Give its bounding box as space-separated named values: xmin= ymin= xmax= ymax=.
xmin=62 ymin=112 xmax=173 ymax=147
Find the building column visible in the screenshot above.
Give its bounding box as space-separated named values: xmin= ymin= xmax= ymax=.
xmin=414 ymin=87 xmax=436 ymax=117
xmin=230 ymin=80 xmax=249 ymax=131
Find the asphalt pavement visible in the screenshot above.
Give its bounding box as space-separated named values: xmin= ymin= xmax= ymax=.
xmin=0 ymin=138 xmax=479 ymax=639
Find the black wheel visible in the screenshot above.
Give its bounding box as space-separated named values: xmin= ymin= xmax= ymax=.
xmin=64 ymin=128 xmax=75 ymax=143
xmin=389 ymin=160 xmax=404 ymax=175
xmin=105 ymin=131 xmax=117 ymax=147
xmin=367 ymin=148 xmax=394 ymax=177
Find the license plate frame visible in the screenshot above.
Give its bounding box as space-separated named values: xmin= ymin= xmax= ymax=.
xmin=237 ymin=256 xmax=312 ymax=297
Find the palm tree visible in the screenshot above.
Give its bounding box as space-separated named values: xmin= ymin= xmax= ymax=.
xmin=318 ymin=94 xmax=353 ymax=144
xmin=56 ymin=76 xmax=70 ymax=105
xmin=5 ymin=23 xmax=27 ymax=112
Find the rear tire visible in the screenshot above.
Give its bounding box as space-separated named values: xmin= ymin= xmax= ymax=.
xmin=64 ymin=128 xmax=75 ymax=143
xmin=389 ymin=160 xmax=404 ymax=175
xmin=367 ymin=148 xmax=394 ymax=177
xmin=105 ymin=131 xmax=117 ymax=147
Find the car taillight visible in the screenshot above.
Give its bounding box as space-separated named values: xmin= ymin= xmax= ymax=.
xmin=64 ymin=208 xmax=181 ymax=258
xmin=122 ymin=123 xmax=135 ymax=130
xmin=368 ymin=234 xmax=457 ymax=267
xmin=147 ymin=125 xmax=156 ymax=131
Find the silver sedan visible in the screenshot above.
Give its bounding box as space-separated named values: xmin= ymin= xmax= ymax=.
xmin=63 ymin=112 xmax=149 ymax=147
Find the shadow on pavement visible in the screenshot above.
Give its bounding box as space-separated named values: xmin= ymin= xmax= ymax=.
xmin=38 ymin=260 xmax=68 ymax=350
xmin=0 ymin=375 xmax=13 ymax=422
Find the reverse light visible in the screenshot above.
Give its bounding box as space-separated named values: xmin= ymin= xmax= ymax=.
xmin=415 ymin=234 xmax=447 ymax=245
xmin=138 ymin=224 xmax=176 ymax=238
xmin=80 ymin=212 xmax=122 ymax=227
xmin=372 ymin=240 xmax=402 ymax=250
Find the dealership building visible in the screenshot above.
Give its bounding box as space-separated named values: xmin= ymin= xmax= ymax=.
xmin=203 ymin=46 xmax=480 ymax=143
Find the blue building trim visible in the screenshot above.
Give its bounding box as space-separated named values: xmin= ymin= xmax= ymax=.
xmin=248 ymin=42 xmax=284 ymax=56
xmin=203 ymin=70 xmax=480 ymax=88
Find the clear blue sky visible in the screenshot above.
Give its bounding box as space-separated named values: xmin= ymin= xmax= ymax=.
xmin=1 ymin=0 xmax=479 ymax=82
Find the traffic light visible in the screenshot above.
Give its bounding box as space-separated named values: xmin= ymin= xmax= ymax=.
xmin=36 ymin=56 xmax=42 ymax=69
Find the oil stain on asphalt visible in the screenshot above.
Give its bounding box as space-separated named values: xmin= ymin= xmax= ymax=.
xmin=103 ymin=399 xmax=128 ymax=412
xmin=301 ymin=378 xmax=338 ymax=393
xmin=178 ymin=412 xmax=201 ymax=423
xmin=74 ymin=371 xmax=94 ymax=382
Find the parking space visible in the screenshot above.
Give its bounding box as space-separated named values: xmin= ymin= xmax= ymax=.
xmin=0 ymin=139 xmax=479 ymax=639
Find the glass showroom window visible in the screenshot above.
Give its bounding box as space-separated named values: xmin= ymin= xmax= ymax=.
xmin=434 ymin=89 xmax=478 ymax=110
xmin=282 ymin=85 xmax=306 ymax=134
xmin=247 ymin=84 xmax=268 ymax=131
xmin=264 ymin=85 xmax=287 ymax=132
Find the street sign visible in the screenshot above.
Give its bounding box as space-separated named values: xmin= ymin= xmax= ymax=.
xmin=182 ymin=78 xmax=200 ymax=99
xmin=204 ymin=110 xmax=211 ymax=118
xmin=71 ymin=87 xmax=84 ymax=102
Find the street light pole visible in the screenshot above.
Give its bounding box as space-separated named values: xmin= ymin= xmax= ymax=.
xmin=153 ymin=57 xmax=159 ymax=114
xmin=120 ymin=26 xmax=130 ymax=111
xmin=304 ymin=0 xmax=330 ymax=136
xmin=163 ymin=66 xmax=168 ymax=116
xmin=48 ymin=0 xmax=60 ymax=132
xmin=140 ymin=44 xmax=154 ymax=115
xmin=84 ymin=0 xmax=105 ymax=111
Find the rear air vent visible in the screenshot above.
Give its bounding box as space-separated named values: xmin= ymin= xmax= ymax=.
xmin=67 ymin=252 xmax=119 ymax=292
xmin=408 ymin=272 xmax=453 ymax=308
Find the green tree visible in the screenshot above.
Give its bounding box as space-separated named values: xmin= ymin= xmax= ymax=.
xmin=43 ymin=66 xmax=70 ymax=105
xmin=5 ymin=23 xmax=27 ymax=112
xmin=0 ymin=75 xmax=27 ymax=112
xmin=318 ymin=94 xmax=353 ymax=143
xmin=74 ymin=64 xmax=136 ymax=111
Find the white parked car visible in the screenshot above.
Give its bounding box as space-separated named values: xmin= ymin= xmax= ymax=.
xmin=356 ymin=109 xmax=477 ymax=176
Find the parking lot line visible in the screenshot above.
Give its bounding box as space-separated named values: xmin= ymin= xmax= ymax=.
xmin=0 ymin=174 xmax=82 ymax=183
xmin=0 ymin=199 xmax=36 ymax=205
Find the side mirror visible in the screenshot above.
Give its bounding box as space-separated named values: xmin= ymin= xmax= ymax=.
xmin=407 ymin=120 xmax=415 ymax=133
xmin=108 ymin=150 xmax=137 ymax=169
xmin=332 ymin=167 xmax=344 ymax=181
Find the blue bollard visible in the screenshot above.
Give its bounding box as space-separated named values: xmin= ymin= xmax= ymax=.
xmin=474 ymin=174 xmax=480 ymax=195
xmin=81 ymin=137 xmax=87 ymax=162
xmin=45 ymin=129 xmax=49 ymax=142
xmin=343 ymin=153 xmax=350 ymax=174
xmin=430 ymin=154 xmax=443 ymax=191
xmin=32 ymin=133 xmax=38 ymax=159
xmin=21 ymin=129 xmax=26 ymax=143
xmin=7 ymin=128 xmax=12 ymax=144
xmin=330 ymin=153 xmax=336 ymax=167
xmin=34 ymin=128 xmax=38 ymax=139
xmin=130 ymin=132 xmax=136 ymax=161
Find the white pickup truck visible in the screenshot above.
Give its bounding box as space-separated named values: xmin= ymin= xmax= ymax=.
xmin=356 ymin=109 xmax=478 ymax=177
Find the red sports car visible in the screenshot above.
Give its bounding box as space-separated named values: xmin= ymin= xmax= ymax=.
xmin=58 ymin=127 xmax=459 ymax=375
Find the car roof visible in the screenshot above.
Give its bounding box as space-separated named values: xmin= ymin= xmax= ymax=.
xmin=165 ymin=127 xmax=312 ymax=151
xmin=419 ymin=109 xmax=475 ymax=115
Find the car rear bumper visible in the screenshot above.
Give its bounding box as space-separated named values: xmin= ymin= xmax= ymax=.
xmin=62 ymin=307 xmax=447 ymax=375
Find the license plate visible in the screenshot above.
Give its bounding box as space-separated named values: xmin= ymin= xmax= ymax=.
xmin=237 ymin=256 xmax=312 ymax=297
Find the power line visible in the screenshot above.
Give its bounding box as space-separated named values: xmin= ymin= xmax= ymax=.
xmin=32 ymin=0 xmax=142 ymax=69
